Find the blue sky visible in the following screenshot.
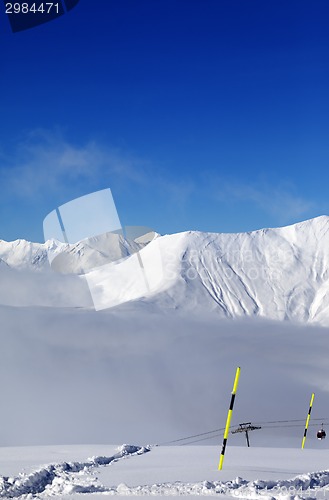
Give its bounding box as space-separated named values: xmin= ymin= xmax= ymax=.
xmin=0 ymin=0 xmax=328 ymax=242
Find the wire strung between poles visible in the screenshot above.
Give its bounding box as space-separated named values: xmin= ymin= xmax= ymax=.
xmin=159 ymin=427 xmax=226 ymax=446
xmin=158 ymin=418 xmax=329 ymax=447
xmin=252 ymin=418 xmax=329 ymax=425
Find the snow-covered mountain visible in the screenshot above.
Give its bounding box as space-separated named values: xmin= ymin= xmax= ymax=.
xmin=1 ymin=216 xmax=329 ymax=324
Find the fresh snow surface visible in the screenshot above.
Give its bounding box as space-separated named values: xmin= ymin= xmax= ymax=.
xmin=0 ymin=444 xmax=149 ymax=498
xmin=1 ymin=216 xmax=329 ymax=324
xmin=0 ymin=444 xmax=329 ymax=499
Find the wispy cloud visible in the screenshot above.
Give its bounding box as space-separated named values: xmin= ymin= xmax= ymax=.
xmin=0 ymin=129 xmax=194 ymax=211
xmin=212 ymin=178 xmax=315 ymax=222
xmin=0 ymin=129 xmax=151 ymax=200
xmin=0 ymin=129 xmax=321 ymax=240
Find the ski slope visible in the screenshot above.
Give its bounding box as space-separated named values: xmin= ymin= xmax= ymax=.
xmin=1 ymin=444 xmax=329 ymax=498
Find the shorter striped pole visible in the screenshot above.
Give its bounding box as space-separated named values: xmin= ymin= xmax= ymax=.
xmin=301 ymin=393 xmax=315 ymax=449
xmin=218 ymin=367 xmax=241 ymax=470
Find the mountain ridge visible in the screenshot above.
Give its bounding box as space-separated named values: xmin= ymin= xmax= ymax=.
xmin=1 ymin=215 xmax=329 ymax=325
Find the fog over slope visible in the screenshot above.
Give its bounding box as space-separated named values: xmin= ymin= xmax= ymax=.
xmin=0 ymin=307 xmax=328 ymax=448
xmin=0 ymin=218 xmax=329 ymax=447
xmin=1 ymin=216 xmax=329 ymax=324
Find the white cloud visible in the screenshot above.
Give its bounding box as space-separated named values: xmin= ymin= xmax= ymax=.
xmin=0 ymin=129 xmax=194 ymax=214
xmin=0 ymin=130 xmax=320 ymax=235
xmin=213 ymin=178 xmax=314 ymax=222
xmin=0 ymin=129 xmax=151 ymax=200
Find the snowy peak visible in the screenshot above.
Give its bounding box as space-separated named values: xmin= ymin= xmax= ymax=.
xmin=0 ymin=239 xmax=49 ymax=270
xmin=0 ymin=232 xmax=148 ymax=273
xmin=135 ymin=215 xmax=329 ymax=324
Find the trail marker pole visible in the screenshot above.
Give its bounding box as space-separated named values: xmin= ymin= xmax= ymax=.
xmin=218 ymin=366 xmax=241 ymax=470
xmin=301 ymin=393 xmax=315 ymax=449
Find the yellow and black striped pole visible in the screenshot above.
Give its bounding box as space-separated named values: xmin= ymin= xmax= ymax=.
xmin=218 ymin=366 xmax=241 ymax=470
xmin=301 ymin=393 xmax=315 ymax=449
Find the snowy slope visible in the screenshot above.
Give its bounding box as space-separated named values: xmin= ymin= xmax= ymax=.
xmin=0 ymin=232 xmax=146 ymax=272
xmin=0 ymin=238 xmax=49 ymax=270
xmin=1 ymin=216 xmax=329 ymax=324
xmin=142 ymin=215 xmax=329 ymax=324
xmin=1 ymin=444 xmax=329 ymax=499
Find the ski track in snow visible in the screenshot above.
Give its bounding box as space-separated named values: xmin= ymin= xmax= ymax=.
xmin=0 ymin=445 xmax=149 ymax=498
xmin=1 ymin=445 xmax=329 ymax=499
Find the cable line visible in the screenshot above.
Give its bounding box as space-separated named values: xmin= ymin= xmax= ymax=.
xmin=159 ymin=427 xmax=226 ymax=446
xmin=158 ymin=418 xmax=329 ymax=447
xmin=181 ymin=433 xmax=223 ymax=446
xmin=252 ymin=418 xmax=328 ymax=425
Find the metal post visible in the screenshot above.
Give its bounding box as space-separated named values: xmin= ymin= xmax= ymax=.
xmin=302 ymin=393 xmax=315 ymax=449
xmin=218 ymin=367 xmax=241 ymax=470
xmin=232 ymin=422 xmax=261 ymax=447
xmin=245 ymin=430 xmax=250 ymax=447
